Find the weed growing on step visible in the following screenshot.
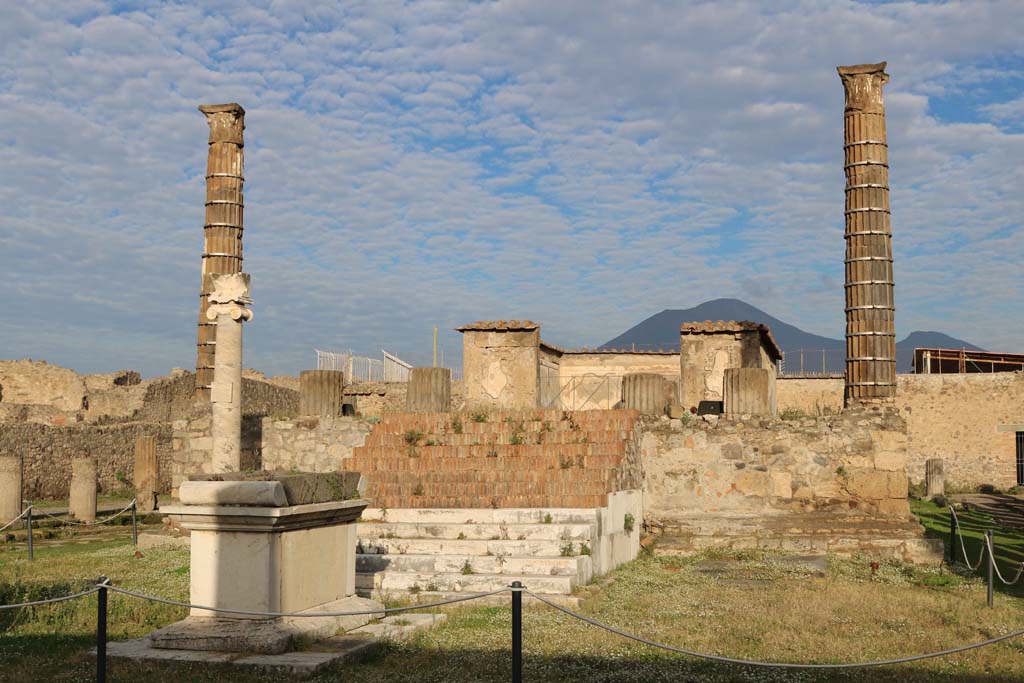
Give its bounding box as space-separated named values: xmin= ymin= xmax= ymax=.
xmin=412 ymin=483 xmax=424 ymax=496
xmin=425 ymin=581 xmax=440 ymax=592
xmin=559 ymin=541 xmax=576 ymax=557
xmin=470 ymin=410 xmax=488 ymax=423
xmin=579 ymin=542 xmax=591 ymax=556
xmin=461 ymin=560 xmax=475 ymax=575
xmin=543 ymin=513 xmax=553 ymax=524
xmin=408 ymin=583 xmax=422 ymax=595
xmin=404 ymin=429 xmax=423 ymax=446
xmin=623 ymin=513 xmax=635 ymax=534
xmin=450 ymin=416 xmax=463 ymax=434
xmin=457 ymin=532 xmax=467 ymax=540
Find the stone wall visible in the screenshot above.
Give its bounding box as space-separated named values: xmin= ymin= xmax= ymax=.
xmin=641 ymin=405 xmax=909 ymax=524
xmin=776 ymin=377 xmax=844 ymax=415
xmin=0 ymin=360 xmax=88 ymax=412
xmin=261 ymin=416 xmax=373 ymax=473
xmin=0 ymin=421 xmax=173 ymax=499
xmin=898 ymin=373 xmax=1024 ymax=489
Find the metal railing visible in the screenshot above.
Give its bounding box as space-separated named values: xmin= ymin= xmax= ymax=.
xmin=315 ymin=349 xmax=460 ymax=383
xmin=778 ymin=348 xmax=846 ymax=376
xmin=539 ymin=374 xmax=621 ymax=411
xmin=1 ymin=500 xmax=139 ymax=560
xmin=948 ymin=505 xmax=1024 ymax=606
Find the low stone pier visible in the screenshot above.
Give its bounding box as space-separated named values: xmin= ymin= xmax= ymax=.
xmin=134 ymin=436 xmax=159 ymax=512
xmin=406 ymin=367 xmax=451 ymax=413
xmin=69 ymin=457 xmax=97 ymax=522
xmin=0 ymin=456 xmax=22 ymax=527
xmin=299 ymin=370 xmax=345 ymax=416
xmin=622 ymin=373 xmax=670 ymax=415
xmin=723 ymin=367 xmax=777 ymax=417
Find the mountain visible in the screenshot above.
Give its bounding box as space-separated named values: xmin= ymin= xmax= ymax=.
xmin=600 ymin=298 xmax=983 ymax=373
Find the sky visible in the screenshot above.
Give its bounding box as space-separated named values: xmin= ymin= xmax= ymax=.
xmin=0 ymin=0 xmax=1021 ymax=378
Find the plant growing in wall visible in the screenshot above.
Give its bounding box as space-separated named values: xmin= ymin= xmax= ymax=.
xmin=623 ymin=513 xmax=635 ymax=534
xmin=460 ymin=559 xmax=475 ymax=575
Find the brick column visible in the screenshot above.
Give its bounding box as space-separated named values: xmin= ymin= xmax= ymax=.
xmin=195 ymin=103 xmax=245 ymax=401
xmin=838 ymin=63 xmax=896 ymax=404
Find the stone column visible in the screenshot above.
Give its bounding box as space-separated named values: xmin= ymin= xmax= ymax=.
xmin=206 ymin=273 xmax=253 ymax=473
xmin=723 ymin=368 xmax=777 ymax=417
xmin=134 ymin=436 xmax=159 ymax=512
xmin=925 ymin=458 xmax=945 ymax=500
xmin=622 ymin=374 xmax=669 ymax=416
xmin=195 ymin=103 xmax=246 ymax=401
xmin=69 ymin=457 xmax=97 ymax=522
xmin=299 ymin=370 xmax=346 ymax=416
xmin=406 ymin=367 xmax=452 ymax=413
xmin=0 ymin=456 xmax=23 ymax=527
xmin=838 ymin=63 xmax=896 ymax=405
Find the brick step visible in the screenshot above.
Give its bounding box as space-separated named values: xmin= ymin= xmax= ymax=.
xmin=370 ymin=570 xmax=576 ymax=595
xmin=360 ymin=508 xmax=601 ymax=525
xmin=359 ymin=470 xmax=616 ymax=485
xmin=355 ymin=536 xmax=593 ymax=558
xmin=353 ymin=443 xmax=627 ymax=459
xmin=356 ymin=553 xmax=591 ymax=577
xmin=371 ymin=494 xmax=610 ymax=509
xmin=357 ymin=521 xmax=596 ymax=541
xmin=343 ymin=454 xmax=623 ymax=473
xmin=364 ymin=482 xmax=614 ymax=499
xmin=364 ymin=430 xmax=632 ymax=447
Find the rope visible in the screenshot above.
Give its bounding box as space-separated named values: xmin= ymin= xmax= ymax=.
xmin=986 ymin=534 xmax=1024 ymax=586
xmin=107 ymin=585 xmax=509 ymax=617
xmin=949 ymin=506 xmax=986 ymax=570
xmin=527 ymin=590 xmax=1024 ymax=669
xmin=0 ymin=587 xmax=100 ymax=610
xmin=0 ymin=506 xmax=31 ymax=533
xmin=31 ymin=499 xmax=136 ymax=527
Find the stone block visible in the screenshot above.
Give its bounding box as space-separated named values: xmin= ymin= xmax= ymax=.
xmin=769 ymin=471 xmax=793 ymax=498
xmin=406 ymin=367 xmax=451 ymax=413
xmin=723 ymin=367 xmax=776 ymax=417
xmin=69 ymin=457 xmax=97 ymax=521
xmin=0 ymin=456 xmax=23 ymax=527
xmin=621 ymin=374 xmax=670 ymax=416
xmin=134 ymin=436 xmax=159 ymax=512
xmin=299 ymin=370 xmax=345 ymax=417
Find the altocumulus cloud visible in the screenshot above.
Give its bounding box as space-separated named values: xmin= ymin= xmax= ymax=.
xmin=0 ymin=0 xmax=1021 ymax=376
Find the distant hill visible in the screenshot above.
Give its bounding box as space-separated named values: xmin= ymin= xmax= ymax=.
xmin=600 ymin=298 xmax=983 ymax=373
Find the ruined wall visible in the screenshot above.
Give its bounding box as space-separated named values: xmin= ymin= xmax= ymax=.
xmin=899 ymin=373 xmax=1024 ymax=489
xmin=0 ymin=421 xmax=173 ymax=500
xmin=261 ymin=416 xmax=373 ymax=473
xmin=343 ymin=382 xmax=409 ymax=417
xmin=642 ymin=405 xmax=909 ymax=523
xmin=462 ymin=329 xmax=540 ymax=409
xmin=679 ymin=336 xmax=743 ymax=410
xmin=776 ymin=377 xmax=845 ymax=415
xmin=0 ymin=360 xmax=88 ymax=412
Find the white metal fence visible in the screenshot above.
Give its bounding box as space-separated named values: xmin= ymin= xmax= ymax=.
xmin=315 ymin=349 xmax=460 ymax=383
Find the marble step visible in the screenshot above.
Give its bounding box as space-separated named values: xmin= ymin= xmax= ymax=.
xmin=356 ymin=552 xmax=591 ymax=579
xmin=373 ymin=570 xmax=576 ymax=595
xmin=360 ymin=507 xmax=601 ymax=526
xmin=357 ymin=521 xmax=596 ymax=542
xmin=356 ymin=537 xmax=591 ymax=558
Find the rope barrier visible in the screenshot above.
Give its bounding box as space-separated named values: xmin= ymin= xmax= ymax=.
xmin=31 ymin=500 xmax=137 ymax=527
xmin=106 ymin=584 xmax=510 ymax=617
xmin=0 ymin=506 xmax=31 ymax=533
xmin=0 ymin=587 xmax=100 ymax=611
xmin=949 ymin=505 xmax=986 ymax=570
xmin=986 ymin=534 xmax=1024 ymax=586
xmin=526 ymin=590 xmax=1024 ymax=669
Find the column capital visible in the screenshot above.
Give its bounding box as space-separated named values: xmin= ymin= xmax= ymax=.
xmin=199 ymin=103 xmax=245 ymax=144
xmin=205 ymin=273 xmax=253 ymax=321
xmin=837 ymin=62 xmax=889 ymax=114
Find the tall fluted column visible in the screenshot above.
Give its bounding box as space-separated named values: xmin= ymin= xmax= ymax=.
xmin=195 ymin=103 xmax=246 ymax=401
xmin=838 ymin=63 xmax=896 ymax=404
xmin=206 ymin=273 xmax=253 ymax=473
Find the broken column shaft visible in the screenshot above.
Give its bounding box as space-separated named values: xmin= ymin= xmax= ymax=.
xmin=838 ymin=63 xmax=896 ymax=404
xmin=195 ymin=103 xmax=246 ymax=401
xmin=206 ymin=273 xmax=253 ymax=473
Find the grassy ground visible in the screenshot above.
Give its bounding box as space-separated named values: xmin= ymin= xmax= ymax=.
xmin=911 ymin=498 xmax=1024 ymax=598
xmin=2 ymin=518 xmax=1023 ymax=682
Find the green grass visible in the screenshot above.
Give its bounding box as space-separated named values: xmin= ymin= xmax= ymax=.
xmin=2 ymin=537 xmax=1024 ymax=682
xmin=911 ymin=498 xmax=1024 ymax=598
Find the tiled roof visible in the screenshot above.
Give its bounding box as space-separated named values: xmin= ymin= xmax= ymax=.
xmin=679 ymin=320 xmax=782 ymax=360
xmin=456 ymin=320 xmax=540 ymax=332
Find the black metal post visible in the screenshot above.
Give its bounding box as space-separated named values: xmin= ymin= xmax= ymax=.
xmin=26 ymin=504 xmax=33 ymax=561
xmin=97 ymin=577 xmax=108 ymax=683
xmin=511 ymin=581 xmax=523 ymax=683
xmin=948 ymin=508 xmax=955 ymax=564
xmin=131 ymin=501 xmax=138 ymax=546
xmin=985 ymin=530 xmax=994 ymax=608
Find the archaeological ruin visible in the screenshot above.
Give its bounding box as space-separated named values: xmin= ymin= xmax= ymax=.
xmin=2 ymin=64 xmax=1024 ymax=667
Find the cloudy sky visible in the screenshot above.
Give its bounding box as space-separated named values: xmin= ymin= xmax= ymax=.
xmin=0 ymin=1 xmax=1021 ymax=378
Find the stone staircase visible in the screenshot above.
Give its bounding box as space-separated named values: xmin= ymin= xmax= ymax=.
xmin=342 ymin=410 xmax=644 ymax=597
xmin=653 ymin=511 xmax=945 ymax=563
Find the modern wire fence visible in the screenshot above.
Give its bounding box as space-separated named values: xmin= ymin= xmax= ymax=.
xmin=315 ymin=349 xmax=462 ymax=383
xmin=778 ymin=348 xmax=846 ymax=376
